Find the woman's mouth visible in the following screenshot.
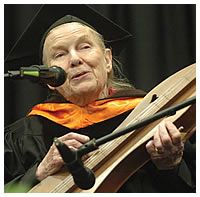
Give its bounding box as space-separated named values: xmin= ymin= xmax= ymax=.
xmin=71 ymin=71 xmax=90 ymax=80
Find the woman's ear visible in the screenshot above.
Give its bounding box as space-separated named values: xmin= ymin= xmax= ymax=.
xmin=104 ymin=48 xmax=112 ymax=73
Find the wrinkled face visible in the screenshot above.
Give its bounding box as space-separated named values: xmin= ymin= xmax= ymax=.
xmin=43 ymin=22 xmax=112 ymax=103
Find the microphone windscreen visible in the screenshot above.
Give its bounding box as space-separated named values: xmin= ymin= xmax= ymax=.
xmin=48 ymin=66 xmax=67 ymax=87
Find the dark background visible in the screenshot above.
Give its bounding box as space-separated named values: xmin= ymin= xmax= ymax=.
xmin=4 ymin=4 xmax=196 ymax=126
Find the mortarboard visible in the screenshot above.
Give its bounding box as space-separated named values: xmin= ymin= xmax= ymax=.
xmin=5 ymin=4 xmax=133 ymax=69
xmin=5 ymin=4 xmax=132 ymax=68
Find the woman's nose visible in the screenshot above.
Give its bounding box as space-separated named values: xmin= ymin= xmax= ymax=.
xmin=69 ymin=51 xmax=83 ymax=67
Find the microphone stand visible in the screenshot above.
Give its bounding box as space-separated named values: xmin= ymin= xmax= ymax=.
xmin=4 ymin=70 xmax=21 ymax=78
xmin=54 ymin=96 xmax=195 ymax=189
xmin=4 ymin=65 xmax=48 ymax=79
xmin=4 ymin=65 xmax=67 ymax=87
xmin=78 ymin=96 xmax=195 ymax=155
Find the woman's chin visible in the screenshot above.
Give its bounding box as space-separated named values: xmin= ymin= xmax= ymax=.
xmin=71 ymin=83 xmax=98 ymax=95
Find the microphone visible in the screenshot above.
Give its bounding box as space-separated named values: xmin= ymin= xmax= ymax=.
xmin=54 ymin=138 xmax=96 ymax=190
xmin=4 ymin=65 xmax=67 ymax=87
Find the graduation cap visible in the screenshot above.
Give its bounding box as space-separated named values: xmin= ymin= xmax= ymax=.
xmin=5 ymin=4 xmax=133 ymax=70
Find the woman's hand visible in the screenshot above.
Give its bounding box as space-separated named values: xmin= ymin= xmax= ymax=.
xmin=36 ymin=132 xmax=90 ymax=181
xmin=146 ymin=120 xmax=184 ymax=170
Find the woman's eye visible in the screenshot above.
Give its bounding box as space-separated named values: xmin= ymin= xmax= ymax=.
xmin=80 ymin=44 xmax=91 ymax=50
xmin=55 ymin=53 xmax=64 ymax=58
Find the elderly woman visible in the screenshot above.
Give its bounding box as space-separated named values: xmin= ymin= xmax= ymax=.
xmin=5 ymin=6 xmax=195 ymax=193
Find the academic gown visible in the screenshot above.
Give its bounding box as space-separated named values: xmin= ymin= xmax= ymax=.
xmin=4 ymin=89 xmax=196 ymax=192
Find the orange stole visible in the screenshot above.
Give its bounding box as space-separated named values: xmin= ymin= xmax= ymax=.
xmin=28 ymin=98 xmax=143 ymax=130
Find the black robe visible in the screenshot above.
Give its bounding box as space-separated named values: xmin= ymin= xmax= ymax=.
xmin=4 ymin=90 xmax=196 ymax=192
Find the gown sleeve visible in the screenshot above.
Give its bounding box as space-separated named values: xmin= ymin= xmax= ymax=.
xmin=4 ymin=116 xmax=48 ymax=192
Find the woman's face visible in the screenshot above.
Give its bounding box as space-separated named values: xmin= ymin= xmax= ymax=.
xmin=43 ymin=22 xmax=112 ymax=105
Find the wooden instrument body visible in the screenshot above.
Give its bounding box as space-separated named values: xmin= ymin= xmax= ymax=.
xmin=29 ymin=63 xmax=196 ymax=193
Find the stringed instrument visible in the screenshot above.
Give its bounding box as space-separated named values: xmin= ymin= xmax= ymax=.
xmin=29 ymin=63 xmax=196 ymax=193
